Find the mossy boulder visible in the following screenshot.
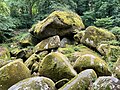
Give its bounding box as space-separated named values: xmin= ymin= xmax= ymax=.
xmin=0 ymin=46 xmax=10 ymax=60
xmin=81 ymin=26 xmax=116 ymax=48
xmin=58 ymin=44 xmax=100 ymax=65
xmin=8 ymin=76 xmax=56 ymax=90
xmin=0 ymin=60 xmax=31 ymax=90
xmin=29 ymin=11 xmax=85 ymax=40
xmin=34 ymin=35 xmax=60 ymax=53
xmin=38 ymin=52 xmax=77 ymax=82
xmin=73 ymin=54 xmax=111 ymax=76
xmin=93 ymin=76 xmax=120 ymax=90
xmin=20 ymin=33 xmax=39 ymax=47
xmin=113 ymin=58 xmax=120 ymax=79
xmin=59 ymin=69 xmax=97 ymax=90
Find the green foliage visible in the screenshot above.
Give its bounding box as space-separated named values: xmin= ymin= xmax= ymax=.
xmin=110 ymin=27 xmax=120 ymax=41
xmin=0 ymin=1 xmax=10 ymax=16
xmin=94 ymin=17 xmax=114 ymax=29
xmin=0 ymin=14 xmax=16 ymax=42
xmin=82 ymin=11 xmax=95 ymax=27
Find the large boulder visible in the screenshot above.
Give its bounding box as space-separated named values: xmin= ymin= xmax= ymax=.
xmin=8 ymin=76 xmax=56 ymax=90
xmin=0 ymin=60 xmax=31 ymax=90
xmin=29 ymin=11 xmax=85 ymax=40
xmin=113 ymin=58 xmax=120 ymax=79
xmin=34 ymin=35 xmax=60 ymax=53
xmin=0 ymin=46 xmax=10 ymax=60
xmin=73 ymin=54 xmax=111 ymax=76
xmin=93 ymin=76 xmax=120 ymax=90
xmin=39 ymin=52 xmax=77 ymax=82
xmin=78 ymin=26 xmax=116 ymax=48
xmin=59 ymin=69 xmax=97 ymax=90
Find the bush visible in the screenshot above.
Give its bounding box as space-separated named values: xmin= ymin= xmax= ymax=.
xmin=0 ymin=14 xmax=16 ymax=43
xmin=110 ymin=27 xmax=120 ymax=42
xmin=94 ymin=17 xmax=114 ymax=29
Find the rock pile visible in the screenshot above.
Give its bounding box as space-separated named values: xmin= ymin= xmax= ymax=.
xmin=0 ymin=11 xmax=120 ymax=90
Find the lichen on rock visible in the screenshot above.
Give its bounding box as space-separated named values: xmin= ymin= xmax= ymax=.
xmin=8 ymin=76 xmax=56 ymax=90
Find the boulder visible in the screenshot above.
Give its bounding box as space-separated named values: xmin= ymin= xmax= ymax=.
xmin=113 ymin=58 xmax=120 ymax=79
xmin=39 ymin=52 xmax=77 ymax=82
xmin=34 ymin=35 xmax=60 ymax=53
xmin=0 ymin=46 xmax=10 ymax=60
xmin=20 ymin=33 xmax=39 ymax=47
xmin=0 ymin=60 xmax=31 ymax=90
xmin=59 ymin=69 xmax=97 ymax=90
xmin=80 ymin=26 xmax=116 ymax=48
xmin=93 ymin=76 xmax=120 ymax=90
xmin=29 ymin=11 xmax=85 ymax=40
xmin=8 ymin=76 xmax=56 ymax=90
xmin=73 ymin=54 xmax=111 ymax=76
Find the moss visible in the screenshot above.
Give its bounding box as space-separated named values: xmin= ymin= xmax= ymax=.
xmin=58 ymin=44 xmax=100 ymax=65
xmin=39 ymin=52 xmax=77 ymax=82
xmin=73 ymin=54 xmax=111 ymax=76
xmin=59 ymin=69 xmax=97 ymax=90
xmin=49 ymin=11 xmax=85 ymax=28
xmin=113 ymin=58 xmax=120 ymax=79
xmin=8 ymin=77 xmax=56 ymax=90
xmin=0 ymin=46 xmax=10 ymax=60
xmin=0 ymin=60 xmax=31 ymax=90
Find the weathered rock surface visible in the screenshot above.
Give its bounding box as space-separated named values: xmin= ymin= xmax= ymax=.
xmin=39 ymin=52 xmax=77 ymax=82
xmin=93 ymin=76 xmax=120 ymax=90
xmin=34 ymin=35 xmax=60 ymax=53
xmin=59 ymin=69 xmax=97 ymax=90
xmin=76 ymin=26 xmax=116 ymax=48
xmin=8 ymin=76 xmax=56 ymax=90
xmin=0 ymin=46 xmax=10 ymax=60
xmin=73 ymin=54 xmax=111 ymax=76
xmin=29 ymin=11 xmax=85 ymax=40
xmin=113 ymin=58 xmax=120 ymax=79
xmin=0 ymin=60 xmax=31 ymax=90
